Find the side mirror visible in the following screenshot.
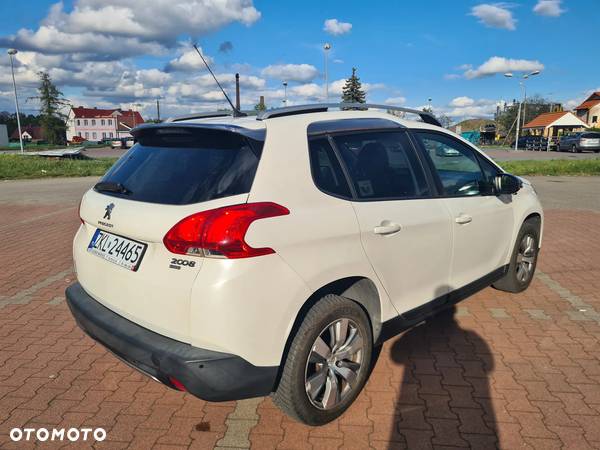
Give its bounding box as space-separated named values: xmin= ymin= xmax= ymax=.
xmin=494 ymin=173 xmax=522 ymax=195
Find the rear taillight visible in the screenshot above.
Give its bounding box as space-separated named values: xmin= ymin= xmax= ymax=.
xmin=163 ymin=202 xmax=290 ymax=259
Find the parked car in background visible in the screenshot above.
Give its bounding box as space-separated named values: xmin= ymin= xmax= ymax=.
xmin=512 ymin=135 xmax=548 ymax=150
xmin=558 ymin=131 xmax=600 ymax=153
xmin=110 ymin=139 xmax=123 ymax=149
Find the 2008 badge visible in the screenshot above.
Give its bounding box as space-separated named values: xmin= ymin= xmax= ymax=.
xmin=169 ymin=258 xmax=196 ymax=270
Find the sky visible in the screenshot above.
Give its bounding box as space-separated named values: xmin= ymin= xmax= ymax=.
xmin=0 ymin=0 xmax=598 ymax=122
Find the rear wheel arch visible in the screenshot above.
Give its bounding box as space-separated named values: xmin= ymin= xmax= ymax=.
xmin=274 ymin=276 xmax=382 ymax=389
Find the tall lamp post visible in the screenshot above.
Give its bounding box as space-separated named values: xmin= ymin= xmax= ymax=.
xmin=283 ymin=81 xmax=288 ymax=106
xmin=323 ymin=43 xmax=331 ymax=101
xmin=504 ymin=70 xmax=541 ymax=151
xmin=7 ymin=49 xmax=24 ymax=154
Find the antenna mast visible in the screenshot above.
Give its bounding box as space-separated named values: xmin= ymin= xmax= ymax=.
xmin=192 ymin=44 xmax=245 ymax=117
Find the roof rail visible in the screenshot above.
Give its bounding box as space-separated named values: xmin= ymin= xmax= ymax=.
xmin=166 ymin=111 xmax=232 ymax=123
xmin=256 ymin=103 xmax=442 ymax=127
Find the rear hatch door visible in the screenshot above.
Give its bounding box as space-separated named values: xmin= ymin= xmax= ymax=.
xmin=75 ymin=125 xmax=264 ymax=342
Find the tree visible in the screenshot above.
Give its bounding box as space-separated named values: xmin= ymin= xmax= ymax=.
xmin=496 ymin=95 xmax=556 ymax=136
xmin=0 ymin=111 xmax=40 ymax=137
xmin=33 ymin=71 xmax=69 ymax=144
xmin=438 ymin=114 xmax=452 ymax=129
xmin=341 ymin=67 xmax=366 ymax=104
xmin=254 ymin=96 xmax=266 ymax=111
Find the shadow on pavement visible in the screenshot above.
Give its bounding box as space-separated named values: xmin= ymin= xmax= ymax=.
xmin=388 ymin=304 xmax=498 ymax=449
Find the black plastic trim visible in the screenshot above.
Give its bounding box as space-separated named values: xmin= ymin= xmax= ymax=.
xmin=65 ymin=283 xmax=278 ymax=402
xmin=131 ymin=122 xmax=267 ymax=142
xmin=377 ymin=265 xmax=509 ymax=343
xmin=307 ymin=118 xmax=403 ymax=136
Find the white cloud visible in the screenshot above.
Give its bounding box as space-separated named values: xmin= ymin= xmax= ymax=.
xmin=290 ymin=83 xmax=323 ymax=99
xmin=1 ymin=26 xmax=164 ymax=59
xmin=261 ymin=64 xmax=319 ymax=83
xmin=165 ymin=46 xmax=214 ymax=72
xmin=443 ymin=98 xmax=499 ymax=119
xmin=470 ymin=3 xmax=516 ymax=30
xmin=449 ymin=96 xmax=475 ymax=107
xmin=323 ymin=19 xmax=352 ymax=36
xmin=444 ymin=74 xmax=461 ymax=80
xmin=533 ymin=0 xmax=565 ymax=17
xmin=463 ymin=56 xmax=544 ymax=79
xmin=0 ymin=0 xmax=261 ymax=58
xmin=384 ymin=97 xmax=407 ymax=105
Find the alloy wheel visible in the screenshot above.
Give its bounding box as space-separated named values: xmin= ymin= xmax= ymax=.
xmin=304 ymin=318 xmax=364 ymax=410
xmin=516 ymin=234 xmax=536 ymax=283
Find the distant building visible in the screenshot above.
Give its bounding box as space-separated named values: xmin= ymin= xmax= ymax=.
xmin=66 ymin=107 xmax=145 ymax=142
xmin=574 ymin=91 xmax=600 ymax=127
xmin=522 ymin=111 xmax=588 ymax=138
xmin=0 ymin=124 xmax=7 ymax=147
xmin=10 ymin=125 xmax=45 ymax=142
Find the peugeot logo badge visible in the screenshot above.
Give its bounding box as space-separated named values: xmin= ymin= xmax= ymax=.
xmin=103 ymin=203 xmax=115 ymax=220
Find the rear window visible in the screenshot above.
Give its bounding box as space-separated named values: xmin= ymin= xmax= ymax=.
xmin=98 ymin=127 xmax=262 ymax=205
xmin=582 ymin=132 xmax=600 ymax=138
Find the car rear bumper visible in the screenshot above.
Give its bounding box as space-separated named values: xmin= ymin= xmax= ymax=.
xmin=65 ymin=282 xmax=278 ymax=402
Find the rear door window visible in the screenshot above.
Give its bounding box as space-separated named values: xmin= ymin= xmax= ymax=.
xmin=308 ymin=138 xmax=352 ymax=198
xmin=99 ymin=128 xmax=262 ymax=205
xmin=331 ymin=131 xmax=430 ymax=200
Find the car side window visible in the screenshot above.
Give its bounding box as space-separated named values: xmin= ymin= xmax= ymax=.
xmin=331 ymin=131 xmax=430 ymax=200
xmin=416 ymin=132 xmax=487 ymax=197
xmin=308 ymin=138 xmax=352 ymax=198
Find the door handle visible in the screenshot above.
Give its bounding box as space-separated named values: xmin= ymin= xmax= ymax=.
xmin=455 ymin=214 xmax=472 ymax=225
xmin=373 ymin=220 xmax=402 ymax=235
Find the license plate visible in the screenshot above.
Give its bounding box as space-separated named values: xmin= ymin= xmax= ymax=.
xmin=87 ymin=229 xmax=147 ymax=271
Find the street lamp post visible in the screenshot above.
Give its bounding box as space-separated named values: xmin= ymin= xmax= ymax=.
xmin=504 ymin=71 xmax=540 ymax=151
xmin=283 ymin=81 xmax=288 ymax=106
xmin=7 ymin=49 xmax=24 ymax=154
xmin=323 ymin=43 xmax=331 ymax=101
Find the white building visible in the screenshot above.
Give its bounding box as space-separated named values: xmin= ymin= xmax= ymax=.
xmin=66 ymin=107 xmax=145 ymax=142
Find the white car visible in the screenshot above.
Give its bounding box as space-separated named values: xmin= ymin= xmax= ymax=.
xmin=67 ymin=104 xmax=543 ymax=425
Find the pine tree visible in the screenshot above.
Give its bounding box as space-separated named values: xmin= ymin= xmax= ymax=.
xmin=34 ymin=71 xmax=69 ymax=144
xmin=341 ymin=67 xmax=366 ymax=104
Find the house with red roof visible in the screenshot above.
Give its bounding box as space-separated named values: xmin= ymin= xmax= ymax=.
xmin=10 ymin=125 xmax=45 ymax=142
xmin=574 ymin=92 xmax=600 ymax=127
xmin=66 ymin=106 xmax=144 ymax=142
xmin=522 ymin=111 xmax=588 ymax=138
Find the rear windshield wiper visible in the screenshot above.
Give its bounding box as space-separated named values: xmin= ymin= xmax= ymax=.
xmin=94 ymin=181 xmax=132 ymax=195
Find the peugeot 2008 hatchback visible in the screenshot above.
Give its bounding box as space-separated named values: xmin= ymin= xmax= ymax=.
xmin=66 ymin=104 xmax=543 ymax=425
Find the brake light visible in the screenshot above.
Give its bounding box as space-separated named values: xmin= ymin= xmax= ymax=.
xmin=163 ymin=202 xmax=290 ymax=259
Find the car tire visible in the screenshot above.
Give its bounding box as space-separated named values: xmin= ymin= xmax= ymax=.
xmin=493 ymin=218 xmax=540 ymax=293
xmin=272 ymin=294 xmax=373 ymax=426
xmin=571 ymin=144 xmax=577 ymax=153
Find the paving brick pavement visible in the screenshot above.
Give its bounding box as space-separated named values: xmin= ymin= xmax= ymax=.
xmin=1 ymin=199 xmax=600 ymax=449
